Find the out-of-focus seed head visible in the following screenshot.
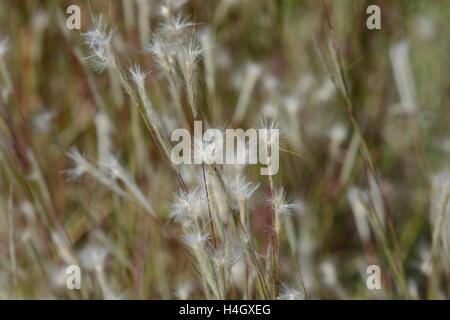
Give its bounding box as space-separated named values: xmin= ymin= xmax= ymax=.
xmin=347 ymin=187 xmax=371 ymax=243
xmin=33 ymin=110 xmax=56 ymax=134
xmin=0 ymin=37 xmax=10 ymax=57
xmin=282 ymin=95 xmax=302 ymax=115
xmin=328 ymin=123 xmax=347 ymax=145
xmin=79 ymin=243 xmax=109 ymax=272
xmin=320 ymin=260 xmax=338 ymax=287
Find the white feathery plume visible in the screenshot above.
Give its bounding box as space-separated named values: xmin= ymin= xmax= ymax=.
xmin=170 ymin=187 xmax=206 ymax=221
xmin=82 ymin=16 xmax=116 ymax=72
xmin=229 ymin=178 xmax=259 ymax=204
xmin=269 ymin=187 xmax=299 ymax=217
xmin=160 ymin=13 xmax=196 ymax=36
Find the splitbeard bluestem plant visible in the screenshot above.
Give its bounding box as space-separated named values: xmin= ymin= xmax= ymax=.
xmin=68 ymin=7 xmax=301 ymax=300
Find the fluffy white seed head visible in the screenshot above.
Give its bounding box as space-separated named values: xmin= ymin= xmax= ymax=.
xmin=129 ymin=64 xmax=147 ymax=88
xmin=83 ymin=17 xmax=115 ymax=72
xmin=258 ymin=117 xmax=280 ymax=150
xmin=147 ymin=35 xmax=177 ymax=74
xmin=227 ymin=177 xmax=259 ymax=209
xmin=269 ymin=188 xmax=299 ymax=216
xmin=160 ymin=13 xmax=195 ymax=36
xmin=171 ymin=188 xmax=207 ymax=221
